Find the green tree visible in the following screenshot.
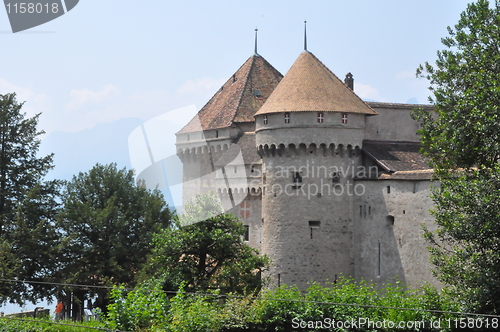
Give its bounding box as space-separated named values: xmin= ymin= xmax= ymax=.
xmin=142 ymin=194 xmax=269 ymax=295
xmin=56 ymin=163 xmax=172 ymax=313
xmin=414 ymin=0 xmax=500 ymax=314
xmin=415 ymin=0 xmax=500 ymax=170
xmin=0 ymin=93 xmax=60 ymax=305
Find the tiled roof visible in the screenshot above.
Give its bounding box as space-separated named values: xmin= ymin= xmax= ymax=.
xmin=363 ymin=141 xmax=431 ymax=173
xmin=178 ymin=55 xmax=283 ymax=134
xmin=255 ymin=51 xmax=377 ymax=116
xmin=214 ymin=133 xmax=260 ymax=166
xmin=367 ymin=102 xmax=435 ymax=110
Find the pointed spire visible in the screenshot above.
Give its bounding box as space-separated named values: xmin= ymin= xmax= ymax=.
xmin=304 ymin=20 xmax=308 ymax=52
xmin=254 ymin=28 xmax=260 ymax=56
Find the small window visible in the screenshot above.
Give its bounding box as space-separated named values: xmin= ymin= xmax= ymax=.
xmin=234 ymin=167 xmax=238 ymax=174
xmin=215 ymin=130 xmax=219 ymax=138
xmin=243 ymin=225 xmax=249 ymax=241
xmin=253 ymin=89 xmax=262 ymax=98
xmin=332 ymin=172 xmax=340 ymax=184
xmin=377 ymin=241 xmax=381 ymax=277
xmin=284 ymin=112 xmax=290 ymax=124
xmin=341 ymin=113 xmax=348 ymax=124
xmin=309 ymin=221 xmax=321 ymax=228
xmin=263 ymin=115 xmax=268 ymax=125
xmin=309 ymin=221 xmax=320 ymax=239
xmin=387 ymin=215 xmax=395 ymax=225
xmin=240 ymin=201 xmax=250 ymax=219
xmin=251 ymin=165 xmax=255 ymax=173
xmin=293 ymin=172 xmax=302 ymax=185
xmin=387 ymin=186 xmax=391 ymax=194
xmin=317 ymin=112 xmax=324 ymax=123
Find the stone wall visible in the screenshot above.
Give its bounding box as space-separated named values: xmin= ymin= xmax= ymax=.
xmin=365 ymin=103 xmax=433 ymax=142
xmin=354 ymin=179 xmax=442 ymax=289
xmin=259 ymin=143 xmax=364 ymax=290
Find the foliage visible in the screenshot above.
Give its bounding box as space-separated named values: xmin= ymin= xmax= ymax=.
xmin=423 ymin=167 xmax=500 ymax=313
xmin=168 ymin=287 xmax=223 ymax=332
xmin=0 ymin=93 xmax=60 ymax=305
xmin=0 ymin=317 xmax=106 ymax=332
xmin=107 ymin=281 xmax=170 ymax=331
xmin=56 ymin=163 xmax=173 ymax=312
xmin=414 ymin=0 xmax=500 ymax=170
xmin=413 ymin=0 xmax=500 ymax=314
xmin=248 ymin=279 xmax=459 ymax=332
xmin=0 ymin=240 xmax=20 ymax=302
xmin=105 ymin=278 xmax=461 ymax=332
xmin=141 ymin=194 xmax=269 ymax=295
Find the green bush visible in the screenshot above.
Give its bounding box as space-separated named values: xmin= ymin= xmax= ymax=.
xmin=0 ymin=317 xmax=106 ymax=332
xmin=240 ymin=279 xmax=461 ymax=332
xmin=107 ymin=281 xmax=170 ymax=331
xmin=168 ymin=288 xmax=223 ymax=332
xmin=104 ymin=278 xmax=464 ymax=331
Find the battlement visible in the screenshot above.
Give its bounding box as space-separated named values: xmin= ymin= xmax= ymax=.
xmin=217 ymin=187 xmax=262 ymax=196
xmin=257 ymin=143 xmax=361 ymax=158
xmin=176 ymin=143 xmax=230 ymax=162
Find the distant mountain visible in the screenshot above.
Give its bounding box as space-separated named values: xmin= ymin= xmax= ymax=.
xmin=39 ymin=117 xmax=144 ymax=181
xmin=406 ymin=97 xmax=419 ymax=104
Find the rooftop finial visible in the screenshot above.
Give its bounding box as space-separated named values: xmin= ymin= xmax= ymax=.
xmin=304 ymin=20 xmax=308 ymax=51
xmin=254 ymin=28 xmax=260 ymax=56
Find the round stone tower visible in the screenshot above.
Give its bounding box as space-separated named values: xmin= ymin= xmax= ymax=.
xmin=254 ymin=51 xmax=377 ymax=290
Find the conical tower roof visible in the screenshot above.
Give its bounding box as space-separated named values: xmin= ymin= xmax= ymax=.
xmin=255 ymin=51 xmax=377 ymax=116
xmin=178 ymin=55 xmax=283 ymax=133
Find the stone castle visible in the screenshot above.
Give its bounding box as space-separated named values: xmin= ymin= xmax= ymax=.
xmin=175 ymin=37 xmax=439 ymax=290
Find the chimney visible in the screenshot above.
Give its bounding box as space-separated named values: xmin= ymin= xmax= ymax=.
xmin=344 ymin=72 xmax=354 ymax=91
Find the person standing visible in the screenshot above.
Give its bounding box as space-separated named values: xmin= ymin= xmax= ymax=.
xmin=55 ymin=301 xmax=64 ymax=321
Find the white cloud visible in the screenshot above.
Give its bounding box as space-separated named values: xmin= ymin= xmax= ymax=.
xmin=0 ymin=78 xmax=35 ymax=100
xmin=354 ymin=82 xmax=385 ymax=102
xmin=394 ymin=69 xmax=431 ymax=104
xmin=66 ymin=84 xmax=121 ymax=110
xmin=0 ymin=78 xmax=53 ymax=133
xmin=0 ymin=77 xmax=226 ymax=134
xmin=54 ymin=77 xmax=225 ymax=133
xmin=396 ymin=70 xmax=416 ymax=80
xmin=176 ymin=77 xmax=225 ymax=95
xmin=0 ymin=78 xmax=52 ymax=114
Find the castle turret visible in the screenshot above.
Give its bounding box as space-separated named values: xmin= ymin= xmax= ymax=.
xmin=254 ymin=51 xmax=377 ymax=289
xmin=176 ymin=52 xmax=282 ymax=245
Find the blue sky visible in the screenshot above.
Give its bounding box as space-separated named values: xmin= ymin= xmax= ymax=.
xmin=0 ymin=0 xmax=471 ymax=135
xmin=0 ymin=0 xmax=474 ymax=313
